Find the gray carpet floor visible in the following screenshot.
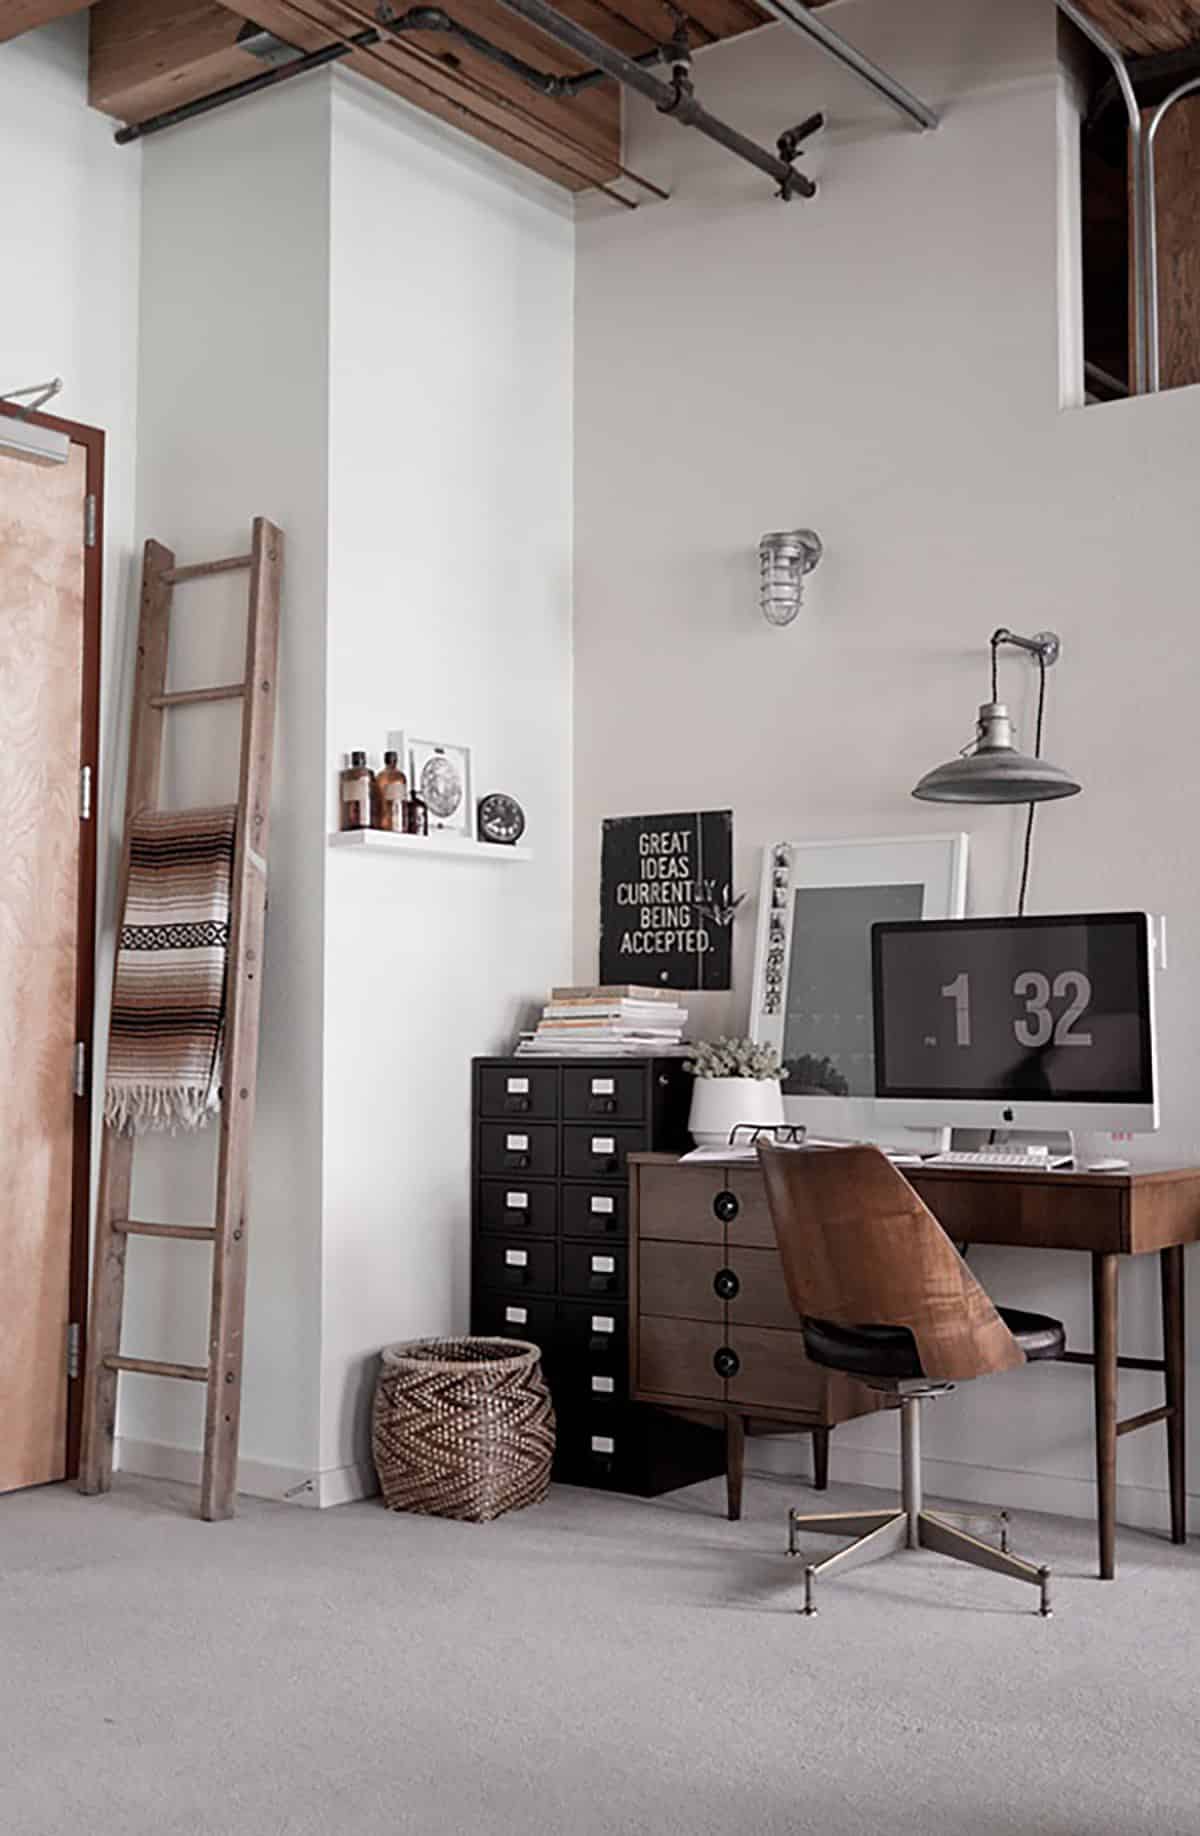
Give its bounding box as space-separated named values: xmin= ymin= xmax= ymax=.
xmin=2 ymin=1470 xmax=1199 ymax=1836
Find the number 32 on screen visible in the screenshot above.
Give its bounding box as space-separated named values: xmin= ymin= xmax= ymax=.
xmin=940 ymin=971 xmax=1093 ymax=1050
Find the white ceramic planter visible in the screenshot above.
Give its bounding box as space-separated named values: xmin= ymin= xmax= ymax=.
xmin=688 ymin=1077 xmax=785 ymax=1149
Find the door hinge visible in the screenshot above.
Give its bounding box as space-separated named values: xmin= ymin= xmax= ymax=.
xmin=79 ymin=764 xmax=92 ymax=822
xmin=74 ymin=1040 xmax=87 ymax=1098
xmin=67 ymin=1323 xmax=82 ymax=1381
xmin=84 ymin=494 xmax=97 ymax=549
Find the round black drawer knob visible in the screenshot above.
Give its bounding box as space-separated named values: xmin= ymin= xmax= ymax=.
xmin=713 ymin=1268 xmax=740 ymax=1301
xmin=713 ymin=1346 xmax=740 ymax=1379
xmin=713 ymin=1190 xmax=739 ymax=1224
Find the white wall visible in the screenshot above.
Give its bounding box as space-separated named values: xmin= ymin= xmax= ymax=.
xmin=119 ymin=78 xmax=333 ymax=1490
xmin=574 ymin=0 xmax=1200 ymax=1525
xmin=320 ymin=79 xmax=574 ymax=1490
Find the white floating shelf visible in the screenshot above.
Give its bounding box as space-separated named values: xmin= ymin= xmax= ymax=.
xmin=328 ymin=829 xmax=533 ymax=863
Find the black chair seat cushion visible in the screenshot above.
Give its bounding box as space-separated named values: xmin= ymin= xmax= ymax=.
xmin=802 ymin=1307 xmax=1065 ymax=1379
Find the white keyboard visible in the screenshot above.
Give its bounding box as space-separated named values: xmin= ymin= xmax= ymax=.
xmin=924 ymin=1150 xmax=1073 ymax=1171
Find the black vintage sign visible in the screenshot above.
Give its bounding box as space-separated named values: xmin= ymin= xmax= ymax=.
xmin=599 ymin=810 xmax=734 ymax=991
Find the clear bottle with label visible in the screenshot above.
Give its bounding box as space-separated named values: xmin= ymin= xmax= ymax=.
xmin=376 ymin=750 xmax=408 ymax=833
xmin=339 ymin=751 xmax=376 ymax=831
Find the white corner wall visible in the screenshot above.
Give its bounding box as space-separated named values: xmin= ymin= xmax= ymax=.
xmin=119 ymin=78 xmax=333 ymax=1492
xmin=574 ymin=0 xmax=1200 ymax=1526
xmin=319 ymin=78 xmax=574 ymax=1492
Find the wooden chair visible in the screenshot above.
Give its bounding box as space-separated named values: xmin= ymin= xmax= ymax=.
xmin=758 ymin=1143 xmax=1065 ymax=1616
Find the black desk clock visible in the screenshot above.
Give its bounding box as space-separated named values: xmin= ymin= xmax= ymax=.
xmin=477 ymin=792 xmax=526 ymax=845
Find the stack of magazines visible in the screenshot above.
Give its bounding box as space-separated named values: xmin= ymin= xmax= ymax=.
xmin=515 ymin=985 xmax=690 ymax=1057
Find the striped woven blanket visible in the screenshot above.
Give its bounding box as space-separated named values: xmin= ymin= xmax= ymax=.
xmin=104 ymin=805 xmax=237 ymax=1135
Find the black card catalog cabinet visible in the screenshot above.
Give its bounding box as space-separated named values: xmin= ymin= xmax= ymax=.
xmin=471 ymin=1056 xmax=724 ymax=1497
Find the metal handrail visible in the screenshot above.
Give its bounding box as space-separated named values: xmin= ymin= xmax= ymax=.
xmin=1145 ymin=75 xmax=1200 ymax=392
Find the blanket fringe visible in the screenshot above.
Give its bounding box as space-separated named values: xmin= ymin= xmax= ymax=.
xmin=104 ymin=1082 xmax=221 ymax=1137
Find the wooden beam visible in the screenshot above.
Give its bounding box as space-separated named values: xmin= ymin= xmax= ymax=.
xmin=90 ymin=0 xmax=260 ymax=120
xmin=0 ymin=0 xmax=97 ymax=44
xmin=1077 ymin=1 xmax=1200 ymax=54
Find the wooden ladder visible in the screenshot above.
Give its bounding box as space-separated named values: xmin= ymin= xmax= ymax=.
xmin=79 ymin=518 xmax=283 ymax=1521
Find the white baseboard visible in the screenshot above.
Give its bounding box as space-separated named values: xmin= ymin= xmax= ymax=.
xmin=113 ymin=1437 xmax=378 ymax=1510
xmin=747 ymin=1437 xmax=1196 ymax=1536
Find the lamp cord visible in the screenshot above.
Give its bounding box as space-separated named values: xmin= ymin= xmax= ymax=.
xmin=1016 ymin=653 xmax=1047 ymax=918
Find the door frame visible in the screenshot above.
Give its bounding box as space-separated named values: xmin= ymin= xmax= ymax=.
xmin=0 ymin=400 xmax=104 ymax=1480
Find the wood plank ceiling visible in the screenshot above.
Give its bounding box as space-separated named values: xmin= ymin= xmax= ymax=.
xmin=3 ymin=0 xmax=1200 ymax=192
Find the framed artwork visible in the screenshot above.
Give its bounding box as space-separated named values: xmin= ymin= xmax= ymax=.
xmin=408 ymin=739 xmax=473 ymax=836
xmin=598 ymin=810 xmax=734 ymax=991
xmin=749 ymin=834 xmax=968 ymax=1150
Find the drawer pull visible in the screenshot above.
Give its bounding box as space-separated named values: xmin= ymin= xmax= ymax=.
xmin=589 ymin=1097 xmax=616 ymax=1115
xmin=713 ymin=1346 xmax=740 ymax=1379
xmin=504 ymin=1095 xmax=531 ymax=1113
xmin=713 ymin=1268 xmax=740 ymax=1301
xmin=714 ymin=1190 xmax=739 ymax=1224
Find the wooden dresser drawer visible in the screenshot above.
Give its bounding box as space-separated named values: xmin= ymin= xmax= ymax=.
xmin=635 ymin=1162 xmax=724 ymax=1243
xmin=912 ymin=1172 xmax=1126 ymax=1255
xmin=563 ymin=1066 xmax=646 ymax=1123
xmin=638 ymin=1238 xmax=724 ymax=1322
xmin=638 ymin=1316 xmax=725 ymax=1401
xmin=722 ymin=1167 xmax=779 ymax=1248
xmin=725 ymin=1326 xmax=823 ymax=1415
xmin=477 ymin=1065 xmax=558 ymax=1121
xmin=725 ymin=1247 xmax=799 ymax=1332
xmin=478 ymin=1121 xmax=558 ymax=1179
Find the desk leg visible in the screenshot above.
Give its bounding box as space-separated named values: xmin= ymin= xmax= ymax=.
xmin=726 ymin=1413 xmax=745 ymax=1522
xmin=1161 ymin=1245 xmax=1187 ymax=1545
xmin=812 ymin=1425 xmax=830 ymax=1491
xmin=1092 ymin=1252 xmax=1119 ymax=1580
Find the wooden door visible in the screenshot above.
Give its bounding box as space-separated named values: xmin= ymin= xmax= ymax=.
xmin=0 ymin=406 xmax=101 ymax=1492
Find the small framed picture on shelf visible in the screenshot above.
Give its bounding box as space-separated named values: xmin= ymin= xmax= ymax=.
xmin=408 ymin=739 xmax=474 ymax=836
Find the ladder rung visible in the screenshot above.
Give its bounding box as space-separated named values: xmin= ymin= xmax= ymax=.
xmin=164 ymin=555 xmax=252 ymax=584
xmin=113 ymin=1219 xmax=216 ymax=1242
xmin=149 ymin=684 xmax=246 ymax=709
xmin=103 ymin=1355 xmax=210 ymax=1383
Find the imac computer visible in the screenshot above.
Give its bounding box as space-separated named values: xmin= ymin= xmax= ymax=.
xmin=871 ymin=913 xmax=1159 ymax=1136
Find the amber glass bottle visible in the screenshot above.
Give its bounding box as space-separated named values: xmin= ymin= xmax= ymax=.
xmin=338 ymin=751 xmax=375 ymax=831
xmin=376 ymin=750 xmax=408 ymax=833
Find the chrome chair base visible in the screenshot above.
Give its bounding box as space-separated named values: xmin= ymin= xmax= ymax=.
xmin=786 ymin=1396 xmax=1053 ymax=1617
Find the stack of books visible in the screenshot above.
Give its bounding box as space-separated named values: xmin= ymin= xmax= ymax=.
xmin=515 ymin=985 xmax=690 ymax=1057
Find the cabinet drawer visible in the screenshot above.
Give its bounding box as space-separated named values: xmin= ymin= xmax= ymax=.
xmin=911 ymin=1173 xmax=1126 ymax=1255
xmin=561 ymin=1185 xmax=627 ymax=1240
xmin=473 ymin=1291 xmax=558 ymax=1349
xmin=563 ymin=1124 xmax=644 ymax=1180
xmin=637 ymin=1316 xmax=725 ymax=1401
xmin=477 ymin=1181 xmax=558 ymax=1237
xmin=725 ymin=1326 xmax=823 ymax=1415
xmin=475 ymin=1236 xmax=557 ymax=1297
xmin=725 ymin=1247 xmax=798 ymax=1332
xmin=635 ymin=1163 xmax=724 ymax=1243
xmin=562 ymin=1240 xmax=627 ymax=1300
xmin=478 ymin=1121 xmax=557 ymax=1178
xmin=552 ymin=1363 xmax=629 ymax=1410
xmin=638 ymin=1238 xmax=724 ymax=1323
xmin=557 ymin=1300 xmax=628 ymax=1370
xmin=563 ymin=1066 xmax=646 ymax=1123
xmin=477 ymin=1065 xmax=558 ymax=1121
xmin=722 ymin=1167 xmax=779 ymax=1249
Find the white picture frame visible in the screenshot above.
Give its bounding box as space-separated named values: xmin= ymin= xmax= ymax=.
xmin=749 ymin=834 xmax=969 ymax=1152
xmin=408 ymin=738 xmax=474 ymax=837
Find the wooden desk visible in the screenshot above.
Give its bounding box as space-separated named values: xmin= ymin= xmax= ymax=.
xmin=630 ymin=1153 xmax=1200 ymax=1579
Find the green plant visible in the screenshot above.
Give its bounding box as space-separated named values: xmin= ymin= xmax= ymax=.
xmin=685 ymin=1037 xmax=788 ymax=1081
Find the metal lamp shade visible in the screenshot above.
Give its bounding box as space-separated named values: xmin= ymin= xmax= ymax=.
xmin=912 ymin=702 xmax=1081 ymax=805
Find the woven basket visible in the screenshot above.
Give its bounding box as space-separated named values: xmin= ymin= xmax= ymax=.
xmin=372 ymin=1337 xmax=556 ymax=1522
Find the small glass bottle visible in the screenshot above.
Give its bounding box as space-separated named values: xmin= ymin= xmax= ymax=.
xmin=403 ymin=790 xmax=429 ymax=836
xmin=376 ymin=750 xmax=408 ymax=832
xmin=339 ymin=751 xmax=375 ymax=831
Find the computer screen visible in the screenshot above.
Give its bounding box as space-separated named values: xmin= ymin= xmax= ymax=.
xmin=872 ymin=914 xmax=1156 ymax=1123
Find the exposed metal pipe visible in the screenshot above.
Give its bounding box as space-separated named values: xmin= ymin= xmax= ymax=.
xmin=1144 ymin=75 xmax=1200 ymax=393
xmin=1057 ymin=0 xmax=1151 ymax=395
xmin=753 ymin=0 xmax=938 ymax=132
xmin=113 ymin=28 xmax=379 ymax=143
xmin=485 ymin=0 xmax=816 ymax=197
xmin=378 ymin=4 xmax=668 ymax=98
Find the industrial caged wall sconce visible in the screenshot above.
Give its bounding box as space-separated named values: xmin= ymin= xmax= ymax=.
xmin=759 ymin=529 xmax=823 ymax=627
